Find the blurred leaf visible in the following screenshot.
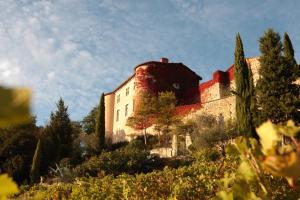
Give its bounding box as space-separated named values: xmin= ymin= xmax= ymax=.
xmin=0 ymin=87 xmax=31 ymax=128
xmin=259 ymin=182 xmax=267 ymax=196
xmin=235 ymin=137 xmax=248 ymax=154
xmin=225 ymin=144 xmax=239 ymax=157
xmin=0 ymin=174 xmax=19 ymax=199
xmin=263 ymin=151 xmax=300 ymax=180
xmin=215 ymin=191 xmax=233 ymax=200
xmin=256 ymin=121 xmax=280 ymax=155
xmin=248 ymin=192 xmax=261 ymax=200
xmin=238 ymin=161 xmax=256 ymax=183
xmin=222 ymin=172 xmax=235 ymax=188
xmin=278 ymin=120 xmax=300 ymax=137
xmin=249 ymin=138 xmax=262 ymax=157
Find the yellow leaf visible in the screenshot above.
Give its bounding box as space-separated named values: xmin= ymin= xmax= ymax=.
xmin=256 ymin=121 xmax=280 ymax=155
xmin=0 ymin=87 xmax=31 ymax=128
xmin=215 ymin=191 xmax=233 ymax=200
xmin=0 ymin=174 xmax=19 ymax=200
xmin=259 ymin=182 xmax=267 ymax=196
xmin=278 ymin=120 xmax=300 ymax=137
xmin=263 ymin=152 xmax=300 ymax=179
xmin=238 ymin=162 xmax=256 ymax=183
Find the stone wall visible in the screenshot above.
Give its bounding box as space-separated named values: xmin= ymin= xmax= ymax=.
xmin=106 ymin=56 xmax=299 ymax=143
xmin=194 ymin=95 xmax=236 ymax=121
xmin=194 ymin=57 xmax=260 ymax=121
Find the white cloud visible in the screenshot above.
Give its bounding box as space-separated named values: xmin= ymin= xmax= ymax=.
xmin=47 ymin=71 xmax=55 ymax=80
xmin=0 ymin=0 xmax=299 ymax=124
xmin=0 ymin=0 xmax=145 ymax=124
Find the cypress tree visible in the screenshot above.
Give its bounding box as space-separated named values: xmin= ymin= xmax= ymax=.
xmin=283 ymin=33 xmax=296 ymax=65
xmin=283 ymin=33 xmax=300 ymax=122
xmin=45 ymin=98 xmax=73 ymax=161
xmin=234 ymin=33 xmax=252 ymax=136
xmin=256 ymin=29 xmax=299 ymax=123
xmin=30 ymin=139 xmax=42 ymax=183
xmin=95 ymin=93 xmax=105 ymax=152
xmin=249 ymin=68 xmax=259 ymax=138
xmin=283 ymin=32 xmax=300 ymax=83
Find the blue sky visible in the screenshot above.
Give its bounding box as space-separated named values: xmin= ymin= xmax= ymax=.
xmin=0 ymin=0 xmax=299 ymax=125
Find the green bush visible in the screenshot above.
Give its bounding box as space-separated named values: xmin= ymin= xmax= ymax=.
xmin=19 ymin=161 xmax=222 ymax=200
xmin=0 ymin=119 xmax=38 ymax=184
xmin=105 ymin=140 xmax=129 ymax=151
xmin=73 ymin=140 xmax=162 ymax=177
xmin=18 ymin=152 xmax=299 ymax=200
xmin=187 ymin=114 xmax=238 ymax=153
xmin=193 ymin=148 xmax=221 ymax=162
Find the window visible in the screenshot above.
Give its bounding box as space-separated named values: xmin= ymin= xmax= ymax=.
xmin=125 ymin=104 xmax=129 ymax=116
xmin=126 ymin=87 xmax=129 ymax=96
xmin=133 ymin=82 xmax=136 ymax=90
xmin=173 ymin=83 xmax=180 ymax=89
xmin=117 ymin=94 xmax=120 ymax=103
xmin=116 ymin=110 xmax=120 ymax=121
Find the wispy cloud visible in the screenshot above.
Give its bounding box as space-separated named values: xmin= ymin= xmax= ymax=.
xmin=0 ymin=0 xmax=299 ymax=124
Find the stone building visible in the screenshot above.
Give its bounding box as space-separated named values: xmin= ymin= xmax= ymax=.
xmin=105 ymin=56 xmax=298 ymax=143
xmin=196 ymin=57 xmax=261 ymax=120
xmin=104 ymin=58 xmax=202 ymax=142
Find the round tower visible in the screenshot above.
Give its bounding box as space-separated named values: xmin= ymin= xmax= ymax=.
xmin=134 ymin=64 xmax=156 ymax=112
xmin=133 ymin=57 xmax=201 ymax=112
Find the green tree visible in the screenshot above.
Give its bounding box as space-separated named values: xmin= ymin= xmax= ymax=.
xmin=82 ymin=106 xmax=98 ymax=134
xmin=45 ymin=98 xmax=73 ymax=162
xmin=249 ymin=68 xmax=259 ymax=135
xmin=155 ymin=91 xmax=178 ymax=148
xmin=257 ymin=29 xmax=300 ymax=123
xmin=234 ymin=33 xmax=252 ymax=137
xmin=0 ymin=86 xmax=31 ymax=197
xmin=283 ymin=33 xmax=297 ymax=68
xmin=95 ymin=93 xmax=105 ymax=152
xmin=126 ymin=92 xmax=156 ymax=145
xmin=30 ymin=139 xmax=42 ymax=183
xmin=283 ymin=33 xmax=300 ymax=123
xmin=0 ymin=118 xmax=38 ymax=184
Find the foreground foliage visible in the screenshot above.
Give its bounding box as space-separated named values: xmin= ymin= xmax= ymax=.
xmin=0 ymin=174 xmax=19 ymax=200
xmin=0 ymin=86 xmax=31 ymax=199
xmin=216 ymin=120 xmax=300 ymax=200
xmin=0 ymin=119 xmax=38 ymax=184
xmin=16 ymin=120 xmax=300 ymax=200
xmin=18 ymin=159 xmax=223 ymax=200
xmin=18 ymin=152 xmax=298 ymax=200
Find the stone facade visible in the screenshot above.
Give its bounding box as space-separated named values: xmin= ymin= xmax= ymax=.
xmin=105 ymin=58 xmax=202 ymax=142
xmin=105 ymin=56 xmax=299 ymax=143
xmin=194 ymin=57 xmax=261 ymax=121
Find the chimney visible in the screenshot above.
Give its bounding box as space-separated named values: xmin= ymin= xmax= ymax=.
xmin=160 ymin=57 xmax=169 ymax=63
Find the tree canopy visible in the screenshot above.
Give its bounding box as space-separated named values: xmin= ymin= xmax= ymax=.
xmin=256 ymin=29 xmax=300 ymax=123
xmin=234 ymin=33 xmax=253 ymax=137
xmin=95 ymin=93 xmax=105 ymax=152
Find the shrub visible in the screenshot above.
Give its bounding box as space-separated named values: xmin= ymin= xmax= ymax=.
xmin=0 ymin=120 xmax=38 ymax=184
xmin=19 ymin=161 xmax=222 ymax=200
xmin=105 ymin=141 xmax=129 ymax=151
xmin=126 ymin=135 xmax=159 ymax=150
xmin=18 ymin=150 xmax=299 ymax=200
xmin=73 ymin=140 xmax=162 ymax=177
xmin=193 ymin=148 xmax=221 ymax=162
xmin=188 ymin=114 xmax=238 ymax=152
